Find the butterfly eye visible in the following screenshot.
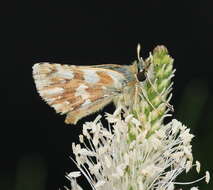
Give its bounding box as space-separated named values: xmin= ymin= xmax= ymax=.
xmin=137 ymin=71 xmax=146 ymax=82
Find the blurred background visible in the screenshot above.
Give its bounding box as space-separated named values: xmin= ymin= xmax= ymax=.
xmin=1 ymin=1 xmax=213 ymax=189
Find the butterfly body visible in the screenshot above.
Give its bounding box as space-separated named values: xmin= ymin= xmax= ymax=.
xmin=33 ymin=62 xmax=142 ymax=124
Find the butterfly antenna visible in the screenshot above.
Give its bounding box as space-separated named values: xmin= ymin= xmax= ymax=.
xmin=137 ymin=44 xmax=145 ymax=71
xmin=137 ymin=44 xmax=142 ymax=62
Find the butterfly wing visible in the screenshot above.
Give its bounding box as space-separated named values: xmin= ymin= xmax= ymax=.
xmin=32 ymin=63 xmax=135 ymax=124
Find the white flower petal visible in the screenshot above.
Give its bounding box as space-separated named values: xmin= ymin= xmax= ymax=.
xmin=196 ymin=161 xmax=201 ymax=173
xmin=68 ymin=171 xmax=81 ymax=178
xmin=190 ymin=187 xmax=199 ymax=190
xmin=206 ymin=171 xmax=210 ymax=184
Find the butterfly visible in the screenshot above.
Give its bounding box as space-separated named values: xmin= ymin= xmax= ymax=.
xmin=32 ymin=45 xmax=163 ymax=124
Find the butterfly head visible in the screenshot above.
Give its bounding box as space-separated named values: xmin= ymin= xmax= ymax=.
xmin=135 ymin=44 xmax=150 ymax=82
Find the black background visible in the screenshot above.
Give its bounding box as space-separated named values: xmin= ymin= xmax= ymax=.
xmin=1 ymin=1 xmax=213 ymax=190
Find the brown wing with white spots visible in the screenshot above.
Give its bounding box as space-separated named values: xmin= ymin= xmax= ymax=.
xmin=32 ymin=63 xmax=129 ymax=124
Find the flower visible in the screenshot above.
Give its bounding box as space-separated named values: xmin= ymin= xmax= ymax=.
xmin=67 ymin=115 xmax=209 ymax=190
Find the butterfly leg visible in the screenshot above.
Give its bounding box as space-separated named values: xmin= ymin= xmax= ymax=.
xmin=134 ymin=84 xmax=140 ymax=107
xmin=138 ymin=85 xmax=157 ymax=111
xmin=146 ymin=74 xmax=174 ymax=112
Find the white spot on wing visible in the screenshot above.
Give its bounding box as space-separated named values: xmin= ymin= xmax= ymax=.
xmin=52 ymin=102 xmax=73 ymax=114
xmin=53 ymin=65 xmax=74 ymax=79
xmin=46 ymin=97 xmax=57 ymax=103
xmin=33 ymin=63 xmax=52 ymax=75
xmin=81 ymin=99 xmax=92 ymax=107
xmin=82 ymin=69 xmax=100 ymax=84
xmin=106 ymin=71 xmax=125 ymax=88
xmin=52 ymin=103 xmax=63 ymax=110
xmin=64 ymin=101 xmax=70 ymax=105
xmin=40 ymin=87 xmax=64 ymax=96
xmin=56 ymin=69 xmax=74 ymax=79
xmin=75 ymin=84 xmax=90 ymax=100
xmin=33 ymin=64 xmax=54 ymax=89
xmin=35 ymin=78 xmax=54 ymax=89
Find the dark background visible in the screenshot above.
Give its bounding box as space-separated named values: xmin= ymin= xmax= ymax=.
xmin=1 ymin=1 xmax=213 ymax=190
